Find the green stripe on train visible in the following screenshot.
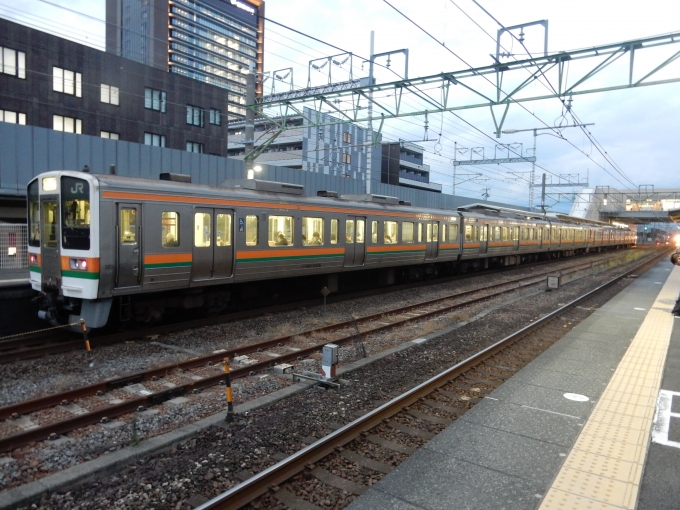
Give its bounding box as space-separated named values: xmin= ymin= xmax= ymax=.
xmin=30 ymin=265 xmax=42 ymax=273
xmin=145 ymin=262 xmax=193 ymax=269
xmin=368 ymin=249 xmax=426 ymax=256
xmin=237 ymin=253 xmax=344 ymax=263
xmin=61 ymin=270 xmax=100 ymax=280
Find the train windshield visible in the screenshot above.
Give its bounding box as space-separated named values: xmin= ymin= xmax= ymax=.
xmin=27 ymin=179 xmax=40 ymax=247
xmin=61 ymin=176 xmax=90 ymax=250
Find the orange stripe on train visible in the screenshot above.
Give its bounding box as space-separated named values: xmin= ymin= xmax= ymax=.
xmin=101 ymin=191 xmax=456 ymax=221
xmin=367 ymin=244 xmax=426 ymax=253
xmin=60 ymin=257 xmax=100 ymax=272
xmin=144 ymin=253 xmax=193 ymax=265
xmin=237 ymin=247 xmax=345 ymax=259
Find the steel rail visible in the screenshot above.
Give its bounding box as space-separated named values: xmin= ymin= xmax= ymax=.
xmin=0 ymin=252 xmax=657 ymax=453
xmin=195 ymin=249 xmax=669 ymax=510
xmin=0 ymin=256 xmax=605 ymax=420
xmin=0 ymin=250 xmax=641 ymax=364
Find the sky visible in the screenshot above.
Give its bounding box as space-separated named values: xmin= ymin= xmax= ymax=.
xmin=1 ymin=0 xmax=679 ymax=212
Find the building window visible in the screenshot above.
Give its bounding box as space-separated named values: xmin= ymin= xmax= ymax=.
xmin=186 ymin=141 xmax=204 ymax=153
xmin=145 ymin=132 xmax=166 ymax=147
xmin=0 ymin=110 xmax=26 ymax=125
xmin=209 ymin=108 xmax=221 ymax=126
xmin=101 ymin=84 xmax=120 ymax=105
xmin=342 ymin=153 xmax=351 ymax=164
xmin=53 ymin=67 xmax=82 ymax=97
xmin=342 ymin=132 xmax=352 ymax=143
xmin=53 ymin=115 xmax=82 ymax=134
xmin=101 ymin=131 xmax=119 ymax=140
xmin=144 ymin=88 xmax=166 ymax=112
xmin=1 ymin=46 xmax=26 ymax=79
xmin=186 ymin=105 xmax=204 ymax=127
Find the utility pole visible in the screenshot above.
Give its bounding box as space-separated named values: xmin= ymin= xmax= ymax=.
xmin=453 ymin=141 xmax=457 ymax=195
xmin=366 ymin=31 xmax=374 ymax=194
xmin=502 ymin=123 xmax=594 ymax=211
xmin=541 ymin=173 xmax=546 ymax=213
xmin=244 ymin=62 xmax=256 ymax=178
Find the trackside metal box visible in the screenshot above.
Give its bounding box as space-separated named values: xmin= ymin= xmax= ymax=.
xmin=322 ymin=344 xmax=339 ymax=366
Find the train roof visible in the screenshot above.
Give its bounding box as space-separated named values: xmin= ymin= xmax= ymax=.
xmin=32 ymin=171 xmax=624 ymax=229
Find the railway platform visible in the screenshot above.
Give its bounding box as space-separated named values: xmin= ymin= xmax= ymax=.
xmin=347 ymin=259 xmax=680 ymax=510
xmin=0 ymin=269 xmax=29 ymax=289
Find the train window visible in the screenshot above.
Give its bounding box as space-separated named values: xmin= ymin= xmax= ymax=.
xmin=402 ymin=222 xmax=414 ymax=243
xmin=426 ymin=224 xmax=433 ymax=242
xmin=371 ymin=221 xmax=378 ymax=243
xmin=269 ymin=216 xmax=294 ymax=246
xmin=492 ymin=226 xmax=501 ymax=241
xmin=417 ymin=223 xmax=423 ymax=242
xmin=479 ymin=225 xmax=487 ymax=242
xmin=448 ymin=224 xmax=458 ymax=241
xmin=216 ymin=214 xmax=232 ymax=246
xmin=162 ymin=212 xmax=180 ymax=247
xmin=194 ymin=213 xmax=211 ymax=247
xmin=356 ymin=220 xmax=365 ymax=244
xmin=28 ymin=180 xmax=40 ymax=247
xmin=302 ymin=217 xmax=323 ymax=246
xmin=441 ymin=225 xmax=447 ymax=242
xmin=43 ymin=202 xmax=58 ymax=248
xmin=330 ymin=219 xmax=338 ymax=244
xmin=120 ymin=209 xmax=137 ymax=244
xmin=384 ymin=221 xmax=398 ymax=244
xmin=345 ymin=219 xmax=354 ymax=244
xmin=537 ymin=228 xmax=542 ymax=241
xmin=464 ymin=225 xmax=472 ymax=242
xmin=61 ymin=177 xmax=90 ymax=250
xmin=432 ymin=224 xmax=439 ymax=242
xmin=246 ymin=215 xmax=258 ymax=246
xmin=501 ymin=227 xmax=508 ymax=241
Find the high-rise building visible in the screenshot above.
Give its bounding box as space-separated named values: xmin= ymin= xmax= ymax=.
xmin=106 ymin=0 xmax=264 ymax=120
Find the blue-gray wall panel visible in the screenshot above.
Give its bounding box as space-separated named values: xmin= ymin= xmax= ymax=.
xmin=0 ymin=124 xmax=519 ymax=212
xmin=0 ymin=123 xmax=18 ymax=192
xmin=76 ymin=134 xmax=92 ymax=173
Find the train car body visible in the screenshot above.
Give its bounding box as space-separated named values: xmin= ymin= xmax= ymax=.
xmin=27 ymin=171 xmax=635 ymax=329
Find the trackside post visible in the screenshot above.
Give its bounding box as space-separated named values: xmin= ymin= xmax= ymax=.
xmin=224 ymin=358 xmax=234 ymax=422
xmin=80 ymin=319 xmax=91 ymax=352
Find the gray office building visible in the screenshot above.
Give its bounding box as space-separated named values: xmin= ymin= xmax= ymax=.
xmin=106 ymin=0 xmax=265 ymax=120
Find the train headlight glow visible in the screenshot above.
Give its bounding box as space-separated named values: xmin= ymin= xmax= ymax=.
xmin=29 ymin=254 xmax=37 ymax=265
xmin=41 ymin=177 xmax=57 ymax=192
xmin=69 ymin=258 xmax=88 ymax=270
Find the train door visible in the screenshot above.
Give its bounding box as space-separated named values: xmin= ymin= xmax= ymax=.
xmin=40 ymin=196 xmax=60 ymax=288
xmin=344 ymin=216 xmax=366 ymax=267
xmin=192 ymin=208 xmax=235 ymax=281
xmin=425 ymin=221 xmax=440 ymax=260
xmin=116 ymin=203 xmax=142 ymax=288
xmin=479 ymin=224 xmax=488 ymax=255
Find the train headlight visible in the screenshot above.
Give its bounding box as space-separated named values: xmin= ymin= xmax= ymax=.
xmin=29 ymin=254 xmax=37 ymax=265
xmin=41 ymin=177 xmax=57 ymax=192
xmin=69 ymin=258 xmax=88 ymax=270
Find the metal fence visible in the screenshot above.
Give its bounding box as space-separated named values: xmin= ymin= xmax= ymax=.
xmin=0 ymin=223 xmax=27 ymax=270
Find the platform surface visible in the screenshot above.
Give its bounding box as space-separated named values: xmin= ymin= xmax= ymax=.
xmin=347 ymin=260 xmax=680 ymax=510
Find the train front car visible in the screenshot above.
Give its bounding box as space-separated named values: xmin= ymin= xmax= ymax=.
xmin=28 ymin=171 xmax=108 ymax=329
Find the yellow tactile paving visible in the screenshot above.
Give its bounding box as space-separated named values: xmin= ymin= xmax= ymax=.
xmin=539 ymin=265 xmax=680 ymax=510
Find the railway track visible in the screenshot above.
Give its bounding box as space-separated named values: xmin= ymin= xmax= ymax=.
xmin=0 ymin=249 xmax=658 ymax=454
xmin=194 ymin=248 xmax=669 ymax=510
xmin=0 ymin=249 xmax=648 ymax=365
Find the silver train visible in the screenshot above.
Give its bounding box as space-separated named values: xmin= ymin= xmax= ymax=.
xmin=27 ymin=170 xmax=636 ymax=328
